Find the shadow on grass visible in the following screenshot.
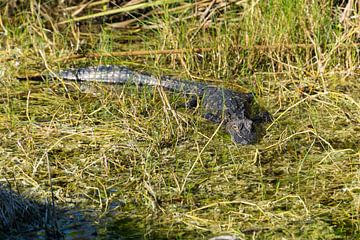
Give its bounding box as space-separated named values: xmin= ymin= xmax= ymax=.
xmin=0 ymin=185 xmax=98 ymax=239
xmin=0 ymin=185 xmax=177 ymax=240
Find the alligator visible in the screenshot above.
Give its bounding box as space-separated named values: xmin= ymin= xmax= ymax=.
xmin=29 ymin=65 xmax=272 ymax=144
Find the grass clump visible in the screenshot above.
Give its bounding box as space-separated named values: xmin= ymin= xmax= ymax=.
xmin=0 ymin=186 xmax=44 ymax=233
xmin=0 ymin=0 xmax=359 ymax=239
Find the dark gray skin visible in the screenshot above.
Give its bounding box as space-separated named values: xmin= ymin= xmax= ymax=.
xmin=184 ymin=87 xmax=260 ymax=144
xmin=47 ymin=65 xmax=271 ymax=144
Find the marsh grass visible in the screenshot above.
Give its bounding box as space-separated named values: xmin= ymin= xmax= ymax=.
xmin=0 ymin=0 xmax=359 ymax=239
xmin=0 ymin=185 xmax=44 ymax=233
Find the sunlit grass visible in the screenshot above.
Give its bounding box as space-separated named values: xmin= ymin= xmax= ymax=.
xmin=0 ymin=0 xmax=359 ymax=239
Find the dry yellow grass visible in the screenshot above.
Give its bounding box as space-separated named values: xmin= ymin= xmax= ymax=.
xmin=0 ymin=0 xmax=359 ymax=239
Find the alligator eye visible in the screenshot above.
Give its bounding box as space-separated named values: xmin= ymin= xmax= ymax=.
xmin=231 ymin=125 xmax=239 ymax=131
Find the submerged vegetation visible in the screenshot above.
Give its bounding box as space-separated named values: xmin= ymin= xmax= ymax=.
xmin=0 ymin=0 xmax=359 ymax=239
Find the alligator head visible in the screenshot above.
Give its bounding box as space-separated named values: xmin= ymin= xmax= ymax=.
xmin=225 ymin=118 xmax=257 ymax=144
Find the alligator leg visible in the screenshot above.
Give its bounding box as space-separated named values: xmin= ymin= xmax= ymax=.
xmin=251 ymin=111 xmax=273 ymax=123
xmin=175 ymin=95 xmax=198 ymax=109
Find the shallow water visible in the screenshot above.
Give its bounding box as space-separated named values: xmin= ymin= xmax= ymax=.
xmin=2 ymin=209 xmax=203 ymax=239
